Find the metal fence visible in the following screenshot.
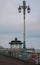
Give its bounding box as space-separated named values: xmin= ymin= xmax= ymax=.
xmin=0 ymin=50 xmax=40 ymax=64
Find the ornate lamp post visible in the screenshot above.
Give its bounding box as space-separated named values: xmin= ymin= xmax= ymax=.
xmin=18 ymin=0 xmax=30 ymax=61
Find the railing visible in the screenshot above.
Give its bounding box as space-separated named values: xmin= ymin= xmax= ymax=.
xmin=0 ymin=50 xmax=40 ymax=64
xmin=0 ymin=50 xmax=22 ymax=59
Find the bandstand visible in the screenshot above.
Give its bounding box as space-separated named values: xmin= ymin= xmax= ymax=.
xmin=9 ymin=38 xmax=23 ymax=58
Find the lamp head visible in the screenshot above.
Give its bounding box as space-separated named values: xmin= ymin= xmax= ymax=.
xmin=27 ymin=6 xmax=30 ymax=13
xmin=18 ymin=6 xmax=21 ymax=13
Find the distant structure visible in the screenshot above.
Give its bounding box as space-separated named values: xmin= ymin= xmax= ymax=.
xmin=9 ymin=37 xmax=23 ymax=58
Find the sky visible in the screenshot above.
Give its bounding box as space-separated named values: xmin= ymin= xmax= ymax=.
xmin=0 ymin=0 xmax=40 ymax=49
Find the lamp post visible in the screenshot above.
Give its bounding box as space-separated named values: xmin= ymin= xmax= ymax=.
xmin=18 ymin=0 xmax=30 ymax=61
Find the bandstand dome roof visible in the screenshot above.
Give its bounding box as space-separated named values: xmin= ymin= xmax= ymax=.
xmin=9 ymin=37 xmax=23 ymax=45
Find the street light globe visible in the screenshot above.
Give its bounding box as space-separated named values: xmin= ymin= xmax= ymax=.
xmin=27 ymin=6 xmax=30 ymax=13
xmin=18 ymin=6 xmax=21 ymax=13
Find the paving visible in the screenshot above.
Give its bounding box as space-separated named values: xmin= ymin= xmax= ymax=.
xmin=0 ymin=55 xmax=38 ymax=65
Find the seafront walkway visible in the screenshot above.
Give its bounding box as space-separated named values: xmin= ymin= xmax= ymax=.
xmin=0 ymin=55 xmax=38 ymax=65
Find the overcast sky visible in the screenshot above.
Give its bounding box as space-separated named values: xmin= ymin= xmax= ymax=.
xmin=0 ymin=0 xmax=40 ymax=33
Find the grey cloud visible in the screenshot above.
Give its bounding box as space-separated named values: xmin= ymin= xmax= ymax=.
xmin=0 ymin=0 xmax=40 ymax=33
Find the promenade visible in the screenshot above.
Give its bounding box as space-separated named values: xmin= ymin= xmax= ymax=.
xmin=0 ymin=55 xmax=37 ymax=65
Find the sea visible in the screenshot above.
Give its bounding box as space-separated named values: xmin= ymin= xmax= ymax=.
xmin=0 ymin=32 xmax=40 ymax=49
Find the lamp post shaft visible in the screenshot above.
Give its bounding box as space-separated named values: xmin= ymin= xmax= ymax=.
xmin=22 ymin=1 xmax=27 ymax=61
xmin=23 ymin=3 xmax=25 ymax=46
